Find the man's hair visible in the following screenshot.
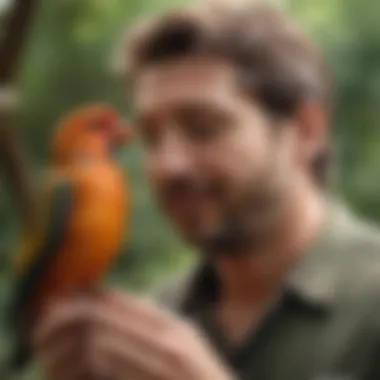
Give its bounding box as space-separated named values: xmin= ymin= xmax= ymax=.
xmin=118 ymin=1 xmax=333 ymax=186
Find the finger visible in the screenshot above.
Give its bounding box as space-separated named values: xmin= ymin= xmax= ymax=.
xmin=32 ymin=297 xmax=100 ymax=351
xmin=90 ymin=342 xmax=150 ymax=380
xmin=32 ymin=293 xmax=163 ymax=359
xmin=104 ymin=290 xmax=181 ymax=328
xmin=38 ymin=335 xmax=83 ymax=380
xmin=34 ymin=289 xmax=176 ymax=348
xmin=32 ymin=291 xmax=186 ymax=366
xmin=43 ymin=358 xmax=84 ymax=380
xmin=38 ymin=330 xmax=119 ymax=380
xmin=95 ymin=332 xmax=178 ymax=380
xmin=89 ymin=301 xmax=185 ymax=358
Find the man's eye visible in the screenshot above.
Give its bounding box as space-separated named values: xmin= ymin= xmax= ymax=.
xmin=186 ymin=122 xmax=221 ymax=141
xmin=177 ymin=107 xmax=229 ymax=143
xmin=139 ymin=129 xmax=160 ymax=149
xmin=183 ymin=112 xmax=227 ymax=142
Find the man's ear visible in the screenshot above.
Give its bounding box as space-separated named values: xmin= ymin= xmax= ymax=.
xmin=294 ymin=101 xmax=328 ymax=163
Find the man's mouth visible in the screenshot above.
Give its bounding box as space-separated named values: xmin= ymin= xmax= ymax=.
xmin=168 ymin=196 xmax=204 ymax=222
xmin=164 ymin=184 xmax=217 ymax=222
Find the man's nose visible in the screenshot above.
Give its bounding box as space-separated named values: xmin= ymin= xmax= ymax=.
xmin=149 ymin=132 xmax=196 ymax=178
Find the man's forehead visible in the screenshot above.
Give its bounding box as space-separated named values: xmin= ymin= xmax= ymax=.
xmin=133 ymin=57 xmax=241 ymax=114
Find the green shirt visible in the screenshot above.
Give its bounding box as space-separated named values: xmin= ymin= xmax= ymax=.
xmin=154 ymin=201 xmax=380 ymax=380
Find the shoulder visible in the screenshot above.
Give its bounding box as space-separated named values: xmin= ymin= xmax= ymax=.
xmin=342 ymin=214 xmax=380 ymax=378
xmin=336 ymin=206 xmax=380 ymax=306
xmin=342 ymin=209 xmax=380 ymax=275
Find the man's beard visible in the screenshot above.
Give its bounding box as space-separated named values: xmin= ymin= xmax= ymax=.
xmin=199 ymin=167 xmax=287 ymax=257
xmin=157 ymin=149 xmax=288 ymax=257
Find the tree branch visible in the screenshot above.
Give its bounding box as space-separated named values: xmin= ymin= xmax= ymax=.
xmin=0 ymin=0 xmax=39 ymax=229
xmin=0 ymin=118 xmax=37 ymax=228
xmin=0 ymin=0 xmax=38 ymax=83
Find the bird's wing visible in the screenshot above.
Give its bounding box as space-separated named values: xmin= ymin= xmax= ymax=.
xmin=9 ymin=174 xmax=74 ymax=326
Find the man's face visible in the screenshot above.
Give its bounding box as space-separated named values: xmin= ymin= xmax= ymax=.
xmin=134 ymin=57 xmax=301 ymax=253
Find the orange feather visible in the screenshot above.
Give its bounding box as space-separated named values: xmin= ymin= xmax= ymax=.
xmin=6 ymin=104 xmax=132 ymax=375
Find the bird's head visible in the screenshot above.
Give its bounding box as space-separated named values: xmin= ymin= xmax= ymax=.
xmin=51 ymin=104 xmax=132 ymax=166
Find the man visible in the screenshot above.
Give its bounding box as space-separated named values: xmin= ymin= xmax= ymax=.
xmin=32 ymin=2 xmax=380 ymax=380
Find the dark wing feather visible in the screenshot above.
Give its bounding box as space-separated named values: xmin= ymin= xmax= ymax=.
xmin=6 ymin=177 xmax=74 ymax=372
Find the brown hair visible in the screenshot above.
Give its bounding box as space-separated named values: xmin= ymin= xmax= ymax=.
xmin=119 ymin=1 xmax=333 ymax=186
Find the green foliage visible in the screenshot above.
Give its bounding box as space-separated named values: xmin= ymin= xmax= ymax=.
xmin=1 ymin=2 xmax=192 ymax=378
xmin=287 ymin=0 xmax=380 ymax=220
xmin=6 ymin=0 xmax=195 ymax=290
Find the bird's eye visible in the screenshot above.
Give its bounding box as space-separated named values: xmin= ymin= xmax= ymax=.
xmin=90 ymin=116 xmax=111 ymax=131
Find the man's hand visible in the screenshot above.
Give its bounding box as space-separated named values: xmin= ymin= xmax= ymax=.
xmin=32 ymin=290 xmax=235 ymax=380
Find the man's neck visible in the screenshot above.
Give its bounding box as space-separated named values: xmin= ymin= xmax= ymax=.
xmin=213 ymin=181 xmax=327 ymax=307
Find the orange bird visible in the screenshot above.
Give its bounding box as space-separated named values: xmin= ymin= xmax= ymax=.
xmin=5 ymin=104 xmax=132 ymax=377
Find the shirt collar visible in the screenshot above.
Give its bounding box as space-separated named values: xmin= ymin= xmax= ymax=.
xmin=178 ymin=198 xmax=357 ymax=315
xmin=284 ymin=199 xmax=356 ymax=310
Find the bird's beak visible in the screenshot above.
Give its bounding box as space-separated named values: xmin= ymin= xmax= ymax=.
xmin=112 ymin=121 xmax=133 ymax=147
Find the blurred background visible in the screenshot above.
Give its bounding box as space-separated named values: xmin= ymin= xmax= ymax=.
xmin=1 ymin=0 xmax=380 ymax=378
